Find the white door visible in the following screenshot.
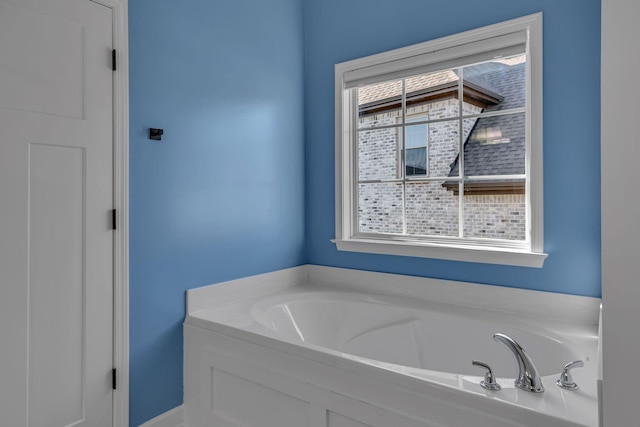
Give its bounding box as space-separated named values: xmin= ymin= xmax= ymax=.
xmin=0 ymin=0 xmax=115 ymax=426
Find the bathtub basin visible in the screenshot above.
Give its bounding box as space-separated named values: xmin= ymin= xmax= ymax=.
xmin=250 ymin=290 xmax=586 ymax=378
xmin=184 ymin=265 xmax=599 ymax=427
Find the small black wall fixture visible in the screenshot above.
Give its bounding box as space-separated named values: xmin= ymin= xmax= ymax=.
xmin=149 ymin=128 xmax=164 ymax=141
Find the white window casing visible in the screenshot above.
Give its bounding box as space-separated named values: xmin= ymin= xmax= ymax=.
xmin=333 ymin=13 xmax=546 ymax=268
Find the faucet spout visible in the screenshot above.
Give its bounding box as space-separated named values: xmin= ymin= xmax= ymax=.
xmin=493 ymin=333 xmax=544 ymax=393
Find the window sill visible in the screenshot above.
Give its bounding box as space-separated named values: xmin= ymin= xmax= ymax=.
xmin=332 ymin=238 xmax=547 ymax=268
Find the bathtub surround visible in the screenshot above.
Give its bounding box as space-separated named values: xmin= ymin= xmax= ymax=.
xmin=188 ymin=265 xmax=600 ymax=334
xmin=184 ymin=265 xmax=600 ymax=427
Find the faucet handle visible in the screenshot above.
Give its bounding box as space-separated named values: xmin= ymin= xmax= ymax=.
xmin=472 ymin=360 xmax=501 ymax=390
xmin=556 ymin=360 xmax=584 ymax=390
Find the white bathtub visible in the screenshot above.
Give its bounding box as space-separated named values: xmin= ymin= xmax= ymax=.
xmin=184 ymin=265 xmax=599 ymax=427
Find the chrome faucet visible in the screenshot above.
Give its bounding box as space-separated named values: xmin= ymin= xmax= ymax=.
xmin=493 ymin=333 xmax=544 ymax=393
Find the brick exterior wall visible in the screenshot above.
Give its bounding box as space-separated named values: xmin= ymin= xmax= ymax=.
xmin=463 ymin=194 xmax=526 ymax=239
xmin=357 ymin=98 xmax=526 ymax=241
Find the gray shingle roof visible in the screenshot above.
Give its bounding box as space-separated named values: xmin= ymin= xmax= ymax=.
xmin=449 ymin=60 xmax=526 ymax=179
xmin=358 ymin=70 xmax=459 ymax=105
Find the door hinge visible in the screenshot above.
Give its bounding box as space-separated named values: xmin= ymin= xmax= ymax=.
xmin=112 ymin=49 xmax=117 ymax=71
xmin=112 ymin=368 xmax=117 ymax=390
xmin=111 ymin=209 xmax=117 ymax=230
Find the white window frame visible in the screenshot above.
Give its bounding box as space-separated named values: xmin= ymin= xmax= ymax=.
xmin=333 ymin=13 xmax=546 ymax=268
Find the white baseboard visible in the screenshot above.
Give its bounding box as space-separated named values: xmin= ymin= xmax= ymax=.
xmin=138 ymin=405 xmax=186 ymax=427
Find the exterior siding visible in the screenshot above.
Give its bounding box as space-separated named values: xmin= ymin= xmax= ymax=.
xmin=357 ymin=98 xmax=526 ymax=241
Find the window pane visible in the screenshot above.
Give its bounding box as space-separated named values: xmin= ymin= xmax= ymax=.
xmin=358 ymin=183 xmax=403 ymax=234
xmin=463 ymin=185 xmax=526 ymax=241
xmin=358 ymin=128 xmax=400 ymax=181
xmin=463 ymin=112 xmax=525 ymax=177
xmin=405 ymin=118 xmax=428 ymax=176
xmin=406 ymin=148 xmax=426 ymax=176
xmin=462 ymin=53 xmax=526 ymax=114
xmin=406 ymin=181 xmax=459 ymax=237
xmin=427 ymin=120 xmax=459 ymax=178
xmin=358 ymin=80 xmax=403 ymax=129
xmin=405 ymin=71 xmax=459 ymax=119
xmin=405 ymin=122 xmax=427 ymax=148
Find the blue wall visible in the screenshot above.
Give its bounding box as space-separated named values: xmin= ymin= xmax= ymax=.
xmin=304 ymin=0 xmax=601 ymax=298
xmin=129 ymin=0 xmax=601 ymax=424
xmin=128 ymin=0 xmax=305 ymax=424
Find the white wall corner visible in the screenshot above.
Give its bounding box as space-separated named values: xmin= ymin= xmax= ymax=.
xmin=138 ymin=405 xmax=186 ymax=427
xmin=601 ymin=0 xmax=640 ymax=426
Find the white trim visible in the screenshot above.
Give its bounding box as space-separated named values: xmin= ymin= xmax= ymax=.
xmin=113 ymin=1 xmax=130 ymax=424
xmin=90 ymin=0 xmax=130 ymax=425
xmin=527 ymin=12 xmax=544 ymax=254
xmin=334 ymin=13 xmax=545 ymax=267
xmin=332 ymin=238 xmax=547 ymax=268
xmin=601 ymin=0 xmax=640 ymax=425
xmin=343 ymin=34 xmax=526 ymax=89
xmin=137 ymin=405 xmax=186 ymax=427
xmin=340 ymin=16 xmax=533 ymax=87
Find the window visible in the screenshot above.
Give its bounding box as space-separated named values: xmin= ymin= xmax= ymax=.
xmin=404 ymin=115 xmax=428 ymax=176
xmin=334 ymin=14 xmax=546 ymax=267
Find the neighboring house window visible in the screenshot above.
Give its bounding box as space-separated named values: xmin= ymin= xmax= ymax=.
xmin=334 ymin=13 xmax=546 ymax=267
xmin=404 ymin=115 xmax=428 ymax=176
